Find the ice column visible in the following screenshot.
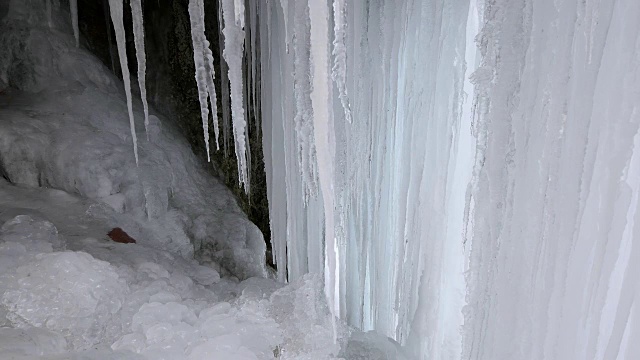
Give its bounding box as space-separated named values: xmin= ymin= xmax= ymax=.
xmin=259 ymin=0 xmax=473 ymax=357
xmin=308 ymin=0 xmax=338 ymax=326
xmin=108 ymin=0 xmax=138 ymax=165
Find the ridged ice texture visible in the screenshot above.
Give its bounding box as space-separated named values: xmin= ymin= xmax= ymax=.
xmin=331 ymin=0 xmax=351 ymax=123
xmin=462 ymin=0 xmax=640 ymax=359
xmin=260 ymin=2 xmax=472 ymax=356
xmin=221 ymin=0 xmax=249 ymax=190
xmin=130 ymin=0 xmax=149 ymax=140
xmin=108 ymin=0 xmax=138 ymax=165
xmin=188 ymin=0 xmax=220 ymax=161
xmin=308 ymin=0 xmax=337 ymax=333
xmin=259 ymin=0 xmax=640 ymax=358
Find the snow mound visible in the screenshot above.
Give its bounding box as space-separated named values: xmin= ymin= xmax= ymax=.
xmin=0 ymin=181 xmax=362 ymax=359
xmin=1 ymin=250 xmax=127 ymax=349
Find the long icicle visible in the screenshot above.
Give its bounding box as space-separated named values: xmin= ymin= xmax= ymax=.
xmin=331 ymin=0 xmax=352 ymax=123
xmin=201 ymin=1 xmax=220 ymax=151
xmin=221 ymin=0 xmax=249 ymax=190
xmin=108 ymin=0 xmax=139 ymax=165
xmin=130 ymin=0 xmax=150 ymax=140
xmin=308 ymin=0 xmax=338 ymax=341
xmin=188 ymin=0 xmax=220 ymax=161
xmin=70 ymin=0 xmax=79 ymax=47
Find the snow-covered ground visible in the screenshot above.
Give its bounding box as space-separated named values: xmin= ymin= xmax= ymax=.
xmin=0 ymin=2 xmax=408 ymax=359
xmin=0 ymin=179 xmax=348 ymax=359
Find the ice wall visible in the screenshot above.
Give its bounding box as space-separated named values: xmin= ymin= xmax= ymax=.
xmin=462 ymin=0 xmax=640 ymax=359
xmin=259 ymin=0 xmax=474 ymax=357
xmin=259 ymin=0 xmax=640 ymax=359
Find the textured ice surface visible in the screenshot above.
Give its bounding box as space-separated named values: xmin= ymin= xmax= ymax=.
xmin=0 ymin=181 xmax=354 ymax=359
xmin=1 ymin=251 xmax=127 ymax=349
xmin=259 ymin=0 xmax=640 ymax=359
xmin=0 ymin=3 xmax=363 ymax=359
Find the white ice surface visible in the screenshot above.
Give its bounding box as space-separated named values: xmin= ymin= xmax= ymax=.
xmin=0 ymin=180 xmax=359 ymax=359
xmin=260 ymin=0 xmax=640 ymax=359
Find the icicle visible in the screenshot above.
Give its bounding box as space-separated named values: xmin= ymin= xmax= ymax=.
xmin=46 ymin=0 xmax=52 ymax=28
xmin=308 ymin=0 xmax=338 ymax=341
xmin=331 ymin=0 xmax=352 ymax=123
xmin=293 ymin=0 xmax=319 ymax=201
xmin=279 ymin=0 xmax=290 ymax=52
xmin=188 ymin=0 xmax=220 ymax=161
xmin=104 ymin=0 xmax=116 ymax=72
xmin=108 ymin=0 xmax=139 ymax=165
xmin=218 ymin=1 xmax=232 ymax=157
xmin=130 ymin=0 xmax=150 ymax=141
xmin=234 ymin=0 xmax=245 ymax=28
xmin=221 ymin=0 xmax=249 ymax=190
xmin=70 ymin=0 xmax=79 ymax=47
xmin=203 ymin=37 xmax=220 ymax=151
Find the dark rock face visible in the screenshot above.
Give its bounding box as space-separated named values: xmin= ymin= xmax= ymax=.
xmin=108 ymin=227 xmax=136 ymax=244
xmin=74 ymin=0 xmax=271 ymax=264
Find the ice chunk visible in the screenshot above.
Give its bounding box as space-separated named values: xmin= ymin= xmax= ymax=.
xmin=131 ymin=302 xmax=197 ymax=333
xmin=0 ymin=327 xmax=67 ymax=357
xmin=268 ymin=274 xmax=343 ymax=357
xmin=0 ymin=214 xmax=62 ymax=253
xmin=188 ymin=334 xmax=258 ymax=360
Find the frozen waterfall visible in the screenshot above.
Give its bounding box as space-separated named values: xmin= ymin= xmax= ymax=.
xmin=258 ymin=0 xmax=640 ymax=359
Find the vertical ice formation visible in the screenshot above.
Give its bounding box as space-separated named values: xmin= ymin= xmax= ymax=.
xmin=130 ymin=0 xmax=150 ymax=140
xmin=217 ymin=1 xmax=232 ymax=157
xmin=331 ymin=0 xmax=351 ymax=123
xmin=108 ymin=0 xmax=138 ymax=165
xmin=279 ymin=0 xmax=290 ymax=52
xmin=233 ymin=0 xmax=245 ymax=28
xmin=261 ymin=1 xmax=472 ymax=355
xmin=46 ymin=0 xmax=52 ymax=28
xmin=259 ymin=0 xmax=640 ymax=358
xmin=292 ymin=0 xmax=318 ymax=202
xmin=462 ymin=0 xmax=640 ymax=359
xmin=308 ymin=0 xmax=338 ymax=333
xmin=70 ymin=0 xmax=79 ymax=47
xmin=104 ymin=0 xmax=116 ymax=71
xmin=221 ymin=0 xmax=249 ymax=189
xmin=188 ymin=0 xmax=220 ymax=162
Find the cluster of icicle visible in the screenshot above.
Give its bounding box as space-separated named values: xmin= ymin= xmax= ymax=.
xmin=101 ymin=0 xmax=250 ymax=192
